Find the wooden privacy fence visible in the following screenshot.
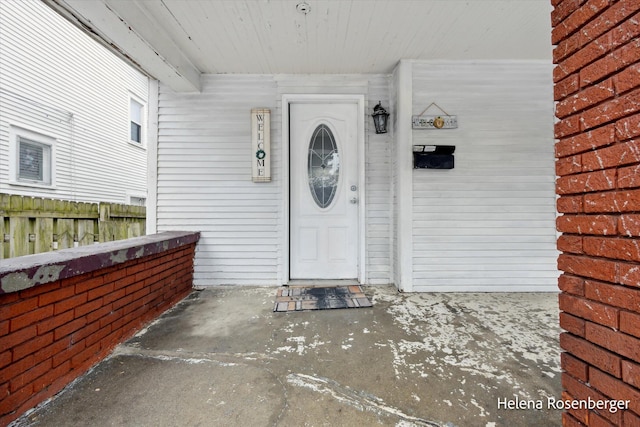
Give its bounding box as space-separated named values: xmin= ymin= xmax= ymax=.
xmin=0 ymin=194 xmax=146 ymax=259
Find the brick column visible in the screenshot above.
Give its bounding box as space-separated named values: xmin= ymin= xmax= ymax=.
xmin=552 ymin=1 xmax=640 ymax=426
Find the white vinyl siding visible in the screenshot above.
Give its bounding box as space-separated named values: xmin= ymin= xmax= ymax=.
xmin=0 ymin=0 xmax=148 ymax=203
xmin=366 ymin=77 xmax=393 ymax=285
xmin=410 ymin=61 xmax=558 ymax=291
xmin=157 ymin=75 xmax=280 ymax=286
xmin=391 ymin=68 xmax=401 ymax=287
xmin=155 ymin=65 xmax=556 ymax=291
xmin=157 ymin=74 xmax=393 ymax=287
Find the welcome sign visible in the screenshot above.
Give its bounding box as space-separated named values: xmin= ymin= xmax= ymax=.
xmin=251 ymin=108 xmax=271 ymax=182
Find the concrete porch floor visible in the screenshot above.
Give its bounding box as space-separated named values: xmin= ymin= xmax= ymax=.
xmin=13 ymin=286 xmax=562 ymax=427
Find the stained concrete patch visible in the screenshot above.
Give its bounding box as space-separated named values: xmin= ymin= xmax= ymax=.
xmin=13 ymin=286 xmax=562 ymax=427
xmin=1 ymin=272 xmax=33 ymax=293
xmin=370 ymin=291 xmax=562 ymax=426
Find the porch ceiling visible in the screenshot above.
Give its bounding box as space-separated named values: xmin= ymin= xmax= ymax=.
xmin=44 ymin=0 xmax=553 ymax=92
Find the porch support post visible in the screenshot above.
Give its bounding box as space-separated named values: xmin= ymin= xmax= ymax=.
xmin=147 ymin=79 xmax=159 ymax=234
xmin=395 ymin=60 xmax=413 ymax=291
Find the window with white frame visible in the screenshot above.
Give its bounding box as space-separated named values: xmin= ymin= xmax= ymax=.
xmin=128 ymin=195 xmax=147 ymax=206
xmin=129 ymin=95 xmax=145 ymax=145
xmin=10 ymin=127 xmax=55 ymax=187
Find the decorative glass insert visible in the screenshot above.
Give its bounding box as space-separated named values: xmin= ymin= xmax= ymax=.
xmin=308 ymin=124 xmax=339 ymax=208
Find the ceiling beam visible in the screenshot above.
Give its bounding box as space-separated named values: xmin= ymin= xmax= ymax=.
xmin=43 ymin=0 xmax=201 ymax=93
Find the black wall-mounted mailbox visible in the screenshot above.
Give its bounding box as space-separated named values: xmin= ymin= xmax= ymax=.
xmin=413 ymin=145 xmax=455 ymax=169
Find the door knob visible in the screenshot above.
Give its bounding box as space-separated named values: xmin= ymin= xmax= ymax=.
xmin=350 ymin=198 xmax=358 ymax=204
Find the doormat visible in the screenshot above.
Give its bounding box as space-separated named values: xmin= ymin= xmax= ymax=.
xmin=273 ymin=285 xmax=373 ymax=312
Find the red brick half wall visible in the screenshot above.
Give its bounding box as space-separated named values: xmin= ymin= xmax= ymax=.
xmin=553 ymin=0 xmax=640 ymax=426
xmin=0 ymin=231 xmax=200 ymax=426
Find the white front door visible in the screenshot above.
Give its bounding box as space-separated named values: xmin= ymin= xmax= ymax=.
xmin=290 ymin=102 xmax=359 ymax=279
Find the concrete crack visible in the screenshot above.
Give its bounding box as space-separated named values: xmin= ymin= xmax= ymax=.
xmin=113 ymin=344 xmax=279 ymax=365
xmin=286 ymin=373 xmax=449 ymax=427
xmin=267 ymin=367 xmax=289 ymax=427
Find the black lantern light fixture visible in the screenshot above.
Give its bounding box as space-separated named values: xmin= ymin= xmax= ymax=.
xmin=371 ymin=101 xmax=389 ymax=134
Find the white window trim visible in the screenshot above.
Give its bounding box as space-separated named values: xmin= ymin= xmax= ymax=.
xmin=128 ymin=92 xmax=147 ymax=148
xmin=8 ymin=125 xmax=57 ymax=189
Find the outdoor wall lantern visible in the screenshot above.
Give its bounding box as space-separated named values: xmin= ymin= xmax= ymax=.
xmin=371 ymin=101 xmax=389 ymax=134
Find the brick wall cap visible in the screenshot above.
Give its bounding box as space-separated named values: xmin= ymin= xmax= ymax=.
xmin=0 ymin=231 xmax=200 ymax=294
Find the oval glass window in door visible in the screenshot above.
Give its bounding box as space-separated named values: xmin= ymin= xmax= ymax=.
xmin=308 ymin=124 xmax=340 ymax=209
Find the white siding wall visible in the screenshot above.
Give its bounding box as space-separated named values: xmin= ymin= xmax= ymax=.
xmin=157 ymin=74 xmax=392 ymax=286
xmin=156 ymin=64 xmax=556 ymax=291
xmin=410 ymin=61 xmax=558 ymax=291
xmin=391 ymin=65 xmax=401 ymax=287
xmin=157 ymin=75 xmax=279 ymax=286
xmin=0 ymin=0 xmax=148 ymax=203
xmin=366 ymin=76 xmax=393 ymax=285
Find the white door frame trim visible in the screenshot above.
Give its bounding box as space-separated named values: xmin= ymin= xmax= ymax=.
xmin=281 ymin=94 xmax=366 ymax=285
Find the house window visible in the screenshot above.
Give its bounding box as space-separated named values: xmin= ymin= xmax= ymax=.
xmin=19 ymin=138 xmax=47 ymax=182
xmin=129 ymin=195 xmax=146 ymax=206
xmin=129 ymin=96 xmax=144 ymax=144
xmin=10 ymin=127 xmax=55 ymax=187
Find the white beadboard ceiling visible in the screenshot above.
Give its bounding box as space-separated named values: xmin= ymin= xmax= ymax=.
xmin=44 ymin=0 xmax=553 ymax=92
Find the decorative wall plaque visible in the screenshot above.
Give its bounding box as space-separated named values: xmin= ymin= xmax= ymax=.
xmin=251 ymin=108 xmax=271 ymax=182
xmin=412 ymin=115 xmax=458 ymax=129
xmin=412 ymin=102 xmax=458 ymax=129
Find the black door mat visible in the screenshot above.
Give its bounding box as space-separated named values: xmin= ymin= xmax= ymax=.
xmin=273 ymin=285 xmax=373 ymax=312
